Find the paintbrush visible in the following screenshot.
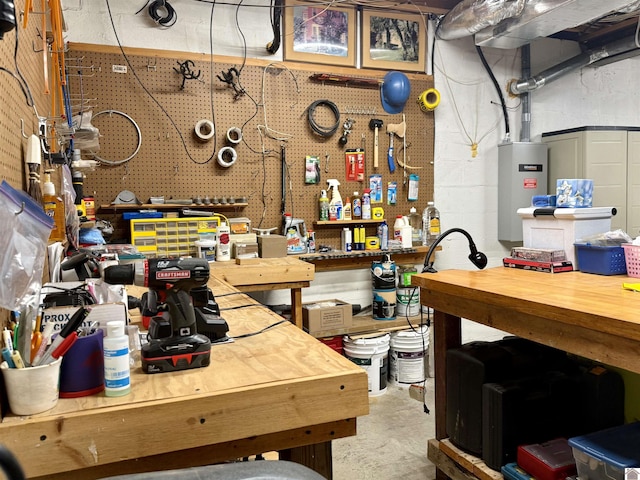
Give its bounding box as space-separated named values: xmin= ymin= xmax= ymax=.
xmin=25 ymin=133 xmax=43 ymax=205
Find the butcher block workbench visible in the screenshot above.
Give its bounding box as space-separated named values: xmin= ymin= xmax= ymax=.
xmin=411 ymin=267 xmax=640 ymax=480
xmin=0 ymin=275 xmax=368 ymax=479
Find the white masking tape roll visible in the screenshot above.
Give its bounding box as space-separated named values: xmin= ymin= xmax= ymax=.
xmin=217 ymin=146 xmax=237 ymax=168
xmin=194 ymin=119 xmax=215 ymax=141
xmin=226 ymin=126 xmax=242 ymax=144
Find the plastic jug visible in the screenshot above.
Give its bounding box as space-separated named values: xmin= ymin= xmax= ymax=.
xmin=283 ymin=213 xmax=308 ymax=255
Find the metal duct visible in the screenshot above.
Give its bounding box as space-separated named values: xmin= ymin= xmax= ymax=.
xmin=436 ymin=0 xmax=526 ymax=41
xmin=438 ymin=0 xmax=640 ymax=49
xmin=509 ymin=34 xmax=640 ymax=95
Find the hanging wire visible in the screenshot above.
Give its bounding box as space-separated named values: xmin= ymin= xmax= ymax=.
xmin=105 ymin=0 xmax=216 ymax=164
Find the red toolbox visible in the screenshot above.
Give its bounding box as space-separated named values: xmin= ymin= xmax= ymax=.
xmin=517 ymin=438 xmax=577 ymax=480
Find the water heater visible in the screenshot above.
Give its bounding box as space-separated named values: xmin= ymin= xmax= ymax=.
xmin=498 ymin=142 xmax=548 ymax=242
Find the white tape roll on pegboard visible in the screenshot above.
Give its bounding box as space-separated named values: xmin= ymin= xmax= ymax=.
xmin=194 ymin=119 xmax=215 ymax=141
xmin=217 ymin=146 xmax=237 ymax=168
xmin=417 ymin=88 xmax=441 ymax=112
xmin=226 ymin=126 xmax=242 ymax=144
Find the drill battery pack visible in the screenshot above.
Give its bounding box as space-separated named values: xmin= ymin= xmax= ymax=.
xmin=141 ymin=333 xmax=211 ymax=373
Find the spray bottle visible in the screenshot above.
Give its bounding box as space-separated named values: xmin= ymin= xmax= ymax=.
xmin=318 ymin=189 xmax=329 ymax=221
xmin=327 ymin=179 xmax=343 ymax=221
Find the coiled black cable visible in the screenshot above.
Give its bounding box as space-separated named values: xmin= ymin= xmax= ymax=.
xmin=307 ymin=99 xmax=340 ymax=137
xmin=147 ymin=0 xmax=177 ymax=27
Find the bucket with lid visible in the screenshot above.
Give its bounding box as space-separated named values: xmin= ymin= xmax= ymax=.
xmin=396 ymin=265 xmax=419 ymax=317
xmin=343 ymin=333 xmax=390 ymax=396
xmin=389 ymin=326 xmax=429 ymax=384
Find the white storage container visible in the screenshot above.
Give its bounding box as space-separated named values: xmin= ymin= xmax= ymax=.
xmin=517 ymin=206 xmax=616 ymax=269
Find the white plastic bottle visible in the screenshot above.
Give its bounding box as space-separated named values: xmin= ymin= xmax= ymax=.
xmin=216 ymin=222 xmax=231 ymax=261
xmin=103 ymin=321 xmax=131 ymax=397
xmin=394 ymin=215 xmax=405 ymax=243
xmin=408 ymin=207 xmax=422 ymax=246
xmin=422 ymin=201 xmax=441 ymax=245
xmin=362 ymin=189 xmax=372 ymax=220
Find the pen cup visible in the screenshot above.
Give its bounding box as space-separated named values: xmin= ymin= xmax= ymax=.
xmin=59 ymin=329 xmax=105 ymax=398
xmin=0 ymin=357 xmax=62 ymax=416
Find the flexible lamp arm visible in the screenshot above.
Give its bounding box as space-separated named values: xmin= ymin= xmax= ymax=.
xmin=422 ymin=227 xmax=488 ymax=273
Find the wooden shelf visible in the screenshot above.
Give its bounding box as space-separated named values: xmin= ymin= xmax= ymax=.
xmin=313 ymin=219 xmax=384 ymax=227
xmin=299 ymin=246 xmax=437 ymax=271
xmin=99 ymin=203 xmax=248 ymax=212
xmin=312 ymin=314 xmax=426 ymax=339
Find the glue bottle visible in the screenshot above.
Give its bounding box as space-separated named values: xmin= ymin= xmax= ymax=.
xmin=216 ymin=222 xmax=231 ymax=261
xmin=362 ymin=189 xmax=372 ymax=220
xmin=43 ymin=170 xmax=66 ymax=242
xmin=103 ymin=321 xmax=131 ymax=397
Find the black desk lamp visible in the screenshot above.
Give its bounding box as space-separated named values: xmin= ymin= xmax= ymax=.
xmin=422 ymin=227 xmax=488 ymax=273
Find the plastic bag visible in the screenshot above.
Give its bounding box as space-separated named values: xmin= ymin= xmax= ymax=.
xmin=578 ymin=229 xmax=633 ymax=246
xmin=0 ymin=180 xmax=54 ymax=310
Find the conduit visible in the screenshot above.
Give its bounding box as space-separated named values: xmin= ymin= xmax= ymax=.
xmin=509 ymin=35 xmax=640 ymax=95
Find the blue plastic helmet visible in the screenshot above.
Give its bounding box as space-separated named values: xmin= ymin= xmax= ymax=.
xmin=380 ymin=71 xmax=411 ymax=114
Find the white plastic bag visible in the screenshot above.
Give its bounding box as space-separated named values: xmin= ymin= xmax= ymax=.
xmin=0 ymin=180 xmax=53 ymax=310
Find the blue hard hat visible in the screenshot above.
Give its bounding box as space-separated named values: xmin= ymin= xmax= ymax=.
xmin=380 ymin=71 xmax=411 ymax=114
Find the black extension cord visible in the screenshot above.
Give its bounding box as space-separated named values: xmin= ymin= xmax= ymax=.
xmin=307 ymin=99 xmax=340 ymax=137
xmin=148 ymin=0 xmax=177 ymax=27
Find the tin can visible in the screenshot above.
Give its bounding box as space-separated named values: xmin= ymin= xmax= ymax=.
xmin=307 ymin=229 xmax=316 ymax=253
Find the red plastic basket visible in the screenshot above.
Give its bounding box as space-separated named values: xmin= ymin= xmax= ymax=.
xmin=622 ymin=243 xmax=640 ymax=278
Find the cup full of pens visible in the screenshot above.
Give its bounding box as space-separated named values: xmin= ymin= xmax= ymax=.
xmin=0 ymin=307 xmax=92 ymax=415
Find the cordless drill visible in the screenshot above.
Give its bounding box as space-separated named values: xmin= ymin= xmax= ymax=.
xmin=104 ymin=258 xmax=211 ymax=374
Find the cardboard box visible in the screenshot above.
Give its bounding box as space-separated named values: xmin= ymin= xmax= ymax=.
xmin=303 ymin=299 xmax=352 ymax=335
xmin=258 ymin=234 xmax=287 ymax=258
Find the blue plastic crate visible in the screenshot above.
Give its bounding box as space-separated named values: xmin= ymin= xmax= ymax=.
xmin=574 ymin=244 xmax=627 ymax=275
xmin=568 ymin=422 xmax=640 ymax=480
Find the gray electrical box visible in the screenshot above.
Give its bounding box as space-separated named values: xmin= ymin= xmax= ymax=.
xmin=498 ymin=142 xmax=548 ymax=242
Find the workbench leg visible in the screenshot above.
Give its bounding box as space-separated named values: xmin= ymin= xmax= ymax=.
xmin=279 ymin=441 xmax=332 ymax=479
xmin=290 ymin=287 xmax=303 ymax=329
xmin=434 ymin=309 xmax=462 ymax=480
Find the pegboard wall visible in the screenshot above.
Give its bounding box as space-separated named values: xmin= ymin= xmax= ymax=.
xmin=0 ymin=0 xmax=49 ymax=326
xmin=68 ymin=45 xmax=434 ymax=248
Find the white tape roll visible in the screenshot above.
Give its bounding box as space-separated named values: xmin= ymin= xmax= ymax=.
xmin=217 ymin=146 xmax=237 ymax=168
xmin=226 ymin=126 xmax=242 ymax=144
xmin=194 ymin=119 xmax=215 ymax=141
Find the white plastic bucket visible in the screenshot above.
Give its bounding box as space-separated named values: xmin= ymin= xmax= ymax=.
xmin=396 ymin=286 xmax=420 ymax=317
xmin=344 ymin=333 xmax=390 ymax=396
xmin=389 ymin=326 xmax=429 ymax=384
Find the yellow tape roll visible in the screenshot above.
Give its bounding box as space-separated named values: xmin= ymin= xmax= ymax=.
xmin=417 ymin=88 xmax=441 ymax=112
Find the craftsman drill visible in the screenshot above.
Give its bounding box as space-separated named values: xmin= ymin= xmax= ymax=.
xmin=104 ymin=258 xmax=211 ymax=374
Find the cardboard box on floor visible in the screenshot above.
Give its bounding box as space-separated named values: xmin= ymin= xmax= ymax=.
xmin=303 ymin=299 xmax=352 ymax=336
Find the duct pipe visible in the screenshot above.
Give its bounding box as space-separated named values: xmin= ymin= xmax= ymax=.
xmin=436 ymin=0 xmax=525 ymax=41
xmin=520 ymin=44 xmax=531 ymax=143
xmin=510 ymin=35 xmax=640 ymax=95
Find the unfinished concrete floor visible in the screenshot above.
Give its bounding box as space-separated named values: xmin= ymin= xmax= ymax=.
xmin=332 ymin=379 xmax=437 ymax=480
xmin=332 ymin=320 xmax=508 ymax=480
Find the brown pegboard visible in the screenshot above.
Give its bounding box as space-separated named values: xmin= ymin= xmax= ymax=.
xmin=68 ymin=45 xmax=434 ymax=248
xmin=0 ymin=0 xmax=50 ymax=325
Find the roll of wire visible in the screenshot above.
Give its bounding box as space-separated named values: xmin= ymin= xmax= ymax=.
xmin=147 ymin=0 xmax=177 ymax=27
xmin=417 ymin=88 xmax=441 ymax=112
xmin=307 ymin=99 xmax=340 ymax=137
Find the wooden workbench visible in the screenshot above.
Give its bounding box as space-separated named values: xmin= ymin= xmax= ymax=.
xmin=411 ymin=268 xmax=640 ymax=480
xmin=0 ymin=276 xmax=368 ymax=479
xmin=209 ymin=257 xmax=314 ymax=329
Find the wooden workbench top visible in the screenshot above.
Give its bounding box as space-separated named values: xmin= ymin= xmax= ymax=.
xmin=0 ymin=276 xmax=368 ymax=478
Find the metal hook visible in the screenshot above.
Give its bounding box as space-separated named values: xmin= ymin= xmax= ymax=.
xmin=174 ymin=164 xmax=179 ymax=175
xmin=20 ymin=119 xmax=28 ymax=139
xmin=14 ymin=202 xmax=25 ymax=215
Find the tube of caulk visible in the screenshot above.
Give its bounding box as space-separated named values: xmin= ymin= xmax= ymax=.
xmin=2 ymin=328 xmax=13 ymax=352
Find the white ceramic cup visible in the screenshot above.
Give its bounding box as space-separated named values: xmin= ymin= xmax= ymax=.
xmin=1 ymin=357 xmax=62 ymax=415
